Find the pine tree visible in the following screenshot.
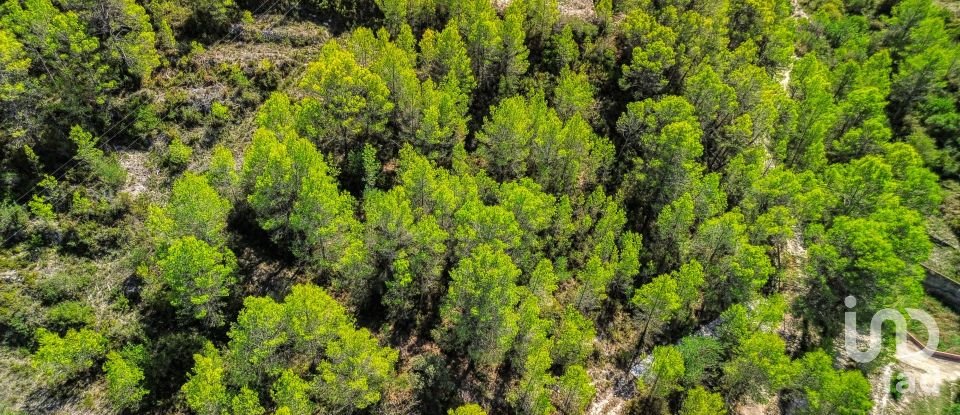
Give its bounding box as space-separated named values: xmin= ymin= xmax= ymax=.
xmin=553 ymin=365 xmax=595 ymax=415
xmin=640 ymin=345 xmax=685 ymax=399
xmin=438 ymin=244 xmax=521 ymax=366
xmin=157 ymin=236 xmax=237 ymax=326
xmin=182 ymin=343 xmax=229 ymax=415
xmin=297 ymin=42 xmax=393 ymax=161
xmin=722 ymin=332 xmax=794 ymax=404
xmin=148 ymin=172 xmax=231 ymax=246
xmin=318 ymin=325 xmax=399 ymax=411
xmin=632 ymin=274 xmax=681 ymax=347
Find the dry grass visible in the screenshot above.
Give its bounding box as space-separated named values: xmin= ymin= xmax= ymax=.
xmin=909 ymin=295 xmax=960 ymax=354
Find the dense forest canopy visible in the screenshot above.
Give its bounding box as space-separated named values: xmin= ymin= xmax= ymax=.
xmin=0 ymin=0 xmax=959 ymax=414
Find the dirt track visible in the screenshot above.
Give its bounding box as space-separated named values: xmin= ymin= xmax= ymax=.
xmin=897 ymin=341 xmax=960 ymax=395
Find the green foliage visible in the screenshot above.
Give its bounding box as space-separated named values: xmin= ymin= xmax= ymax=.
xmin=640 ymin=345 xmax=685 ymax=399
xmin=241 ymin=128 xmax=365 ymax=275
xmin=677 ymin=335 xmax=723 ymax=387
xmin=77 ymin=0 xmax=162 ymax=81
xmin=549 ymin=25 xmax=579 ymax=71
xmin=782 ymin=54 xmax=834 ymax=170
xmin=415 ymin=77 xmax=469 ymax=161
xmin=509 ymin=298 xmax=554 ymax=415
xmin=183 ymin=285 xmax=398 ymax=413
xmin=232 ymin=387 xmax=265 ymax=415
xmin=550 ymin=306 xmax=595 ymax=368
xmin=553 ymin=365 xmax=595 ymax=415
xmin=632 ymin=273 xmax=681 ymax=347
xmin=46 ymin=300 xmax=95 ymax=331
xmin=794 ymin=350 xmax=873 ymax=414
xmin=187 ymin=0 xmax=237 ymax=34
xmin=68 ymin=126 xmax=125 ymax=188
xmin=553 ymin=68 xmax=595 ymax=121
xmin=317 ymin=324 xmax=398 ymax=411
xmin=207 ymin=144 xmax=238 ymax=196
xmin=362 ymin=185 xmax=447 ymax=321
xmin=419 ymin=22 xmax=476 ymax=95
xmin=297 ymin=42 xmax=393 ymax=161
xmin=32 ymin=328 xmax=107 ymax=386
xmin=717 ymin=295 xmax=788 ymax=348
xmin=806 ymin=208 xmax=927 ymax=331
xmin=2 ymin=0 xmax=115 ymax=128
xmin=288 ymin=150 xmax=365 ymax=273
xmin=449 ymin=403 xmax=487 ymax=415
xmin=0 ymin=200 xmax=29 ymax=243
xmin=722 ymin=332 xmax=795 ymax=404
xmin=479 ymin=93 xmax=612 ymax=193
xmin=680 ymin=387 xmax=727 ymax=415
xmin=148 ymin=172 xmax=231 ymax=246
xmin=617 ymin=95 xmax=703 ymax=219
xmin=438 ymin=244 xmax=520 ymax=366
xmin=690 ymin=211 xmax=774 ymax=312
xmin=166 ymin=138 xmax=193 ymax=168
xmin=103 ymin=346 xmax=149 ymax=411
xmin=0 ymin=28 xmax=29 ymax=105
xmin=476 ymin=95 xmax=534 ymax=180
xmin=3 ymin=0 xmax=957 ymax=411
xmin=891 ymin=371 xmax=909 ymax=402
xmin=271 ymin=369 xmax=314 ymax=414
xmin=210 ymin=101 xmax=231 ymax=124
xmin=157 ymin=236 xmax=237 ymax=326
xmin=182 ymin=342 xmax=228 ymax=415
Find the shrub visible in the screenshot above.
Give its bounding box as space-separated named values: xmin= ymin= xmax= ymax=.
xmin=210 ymin=102 xmax=231 ymax=124
xmin=32 ymin=269 xmax=93 ymax=304
xmin=167 ymin=138 xmax=193 ymax=168
xmin=891 ymin=371 xmax=909 ymax=401
xmin=46 ymin=300 xmax=96 ymax=331
xmin=103 ymin=346 xmax=149 ymax=410
xmin=0 ymin=200 xmax=28 ymax=243
xmin=0 ymin=284 xmax=42 ymax=343
xmin=69 ymin=126 xmax=126 ymax=188
xmin=206 ymin=145 xmax=238 ymax=196
xmin=32 ymin=328 xmax=107 ymax=386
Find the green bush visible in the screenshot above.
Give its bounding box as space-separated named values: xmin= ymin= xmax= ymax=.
xmin=210 ymin=101 xmax=231 ymax=124
xmin=0 ymin=284 xmax=42 ymax=343
xmin=62 ymin=217 xmax=126 ymax=256
xmin=892 ymin=371 xmax=909 ymax=401
xmin=167 ymin=138 xmax=193 ymax=168
xmin=132 ymin=101 xmax=162 ymax=137
xmin=32 ymin=328 xmax=107 ymax=386
xmin=0 ymin=201 xmax=28 ymax=243
xmin=92 ymin=157 xmax=127 ymax=189
xmin=69 ymin=126 xmax=126 ymax=189
xmin=103 ymin=346 xmax=149 ymax=411
xmin=179 ymin=106 xmax=204 ymax=126
xmin=188 ymin=0 xmax=238 ymax=35
xmin=46 ymin=300 xmax=95 ymax=331
xmin=32 ymin=270 xmax=93 ymax=304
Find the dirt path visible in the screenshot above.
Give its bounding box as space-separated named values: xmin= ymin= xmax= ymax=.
xmin=588 ymin=389 xmax=626 ymax=415
xmin=586 ymin=366 xmax=631 ymax=415
xmin=871 ymin=364 xmax=895 ymax=415
xmin=871 ymin=343 xmax=960 ymax=414
xmin=896 ymin=341 xmax=960 ymax=395
xmin=729 ymin=4 xmax=809 ymax=414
